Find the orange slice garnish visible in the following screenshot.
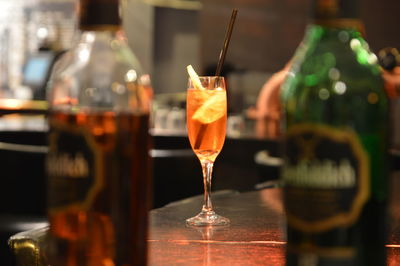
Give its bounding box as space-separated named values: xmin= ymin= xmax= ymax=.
xmin=192 ymin=90 xmax=226 ymax=124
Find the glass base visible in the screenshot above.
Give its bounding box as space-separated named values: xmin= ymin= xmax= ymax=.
xmin=186 ymin=210 xmax=230 ymax=226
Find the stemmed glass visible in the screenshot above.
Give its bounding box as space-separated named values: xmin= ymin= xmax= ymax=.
xmin=186 ymin=76 xmax=230 ymax=226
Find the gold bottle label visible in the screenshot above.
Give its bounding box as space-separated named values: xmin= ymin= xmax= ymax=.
xmin=283 ymin=123 xmax=369 ymax=233
xmin=47 ymin=118 xmax=104 ymax=213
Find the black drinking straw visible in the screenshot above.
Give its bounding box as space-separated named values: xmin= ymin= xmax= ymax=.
xmin=194 ymin=8 xmax=238 ymax=150
xmin=215 ymin=8 xmax=238 ymax=77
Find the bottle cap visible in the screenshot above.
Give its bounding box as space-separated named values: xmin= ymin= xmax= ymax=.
xmin=312 ymin=0 xmax=364 ymax=33
xmin=79 ymin=0 xmax=121 ymax=31
xmin=313 ymin=0 xmax=359 ymax=20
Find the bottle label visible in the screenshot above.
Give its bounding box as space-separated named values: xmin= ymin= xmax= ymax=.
xmin=47 ymin=119 xmax=104 ymax=212
xmin=283 ymin=123 xmax=369 ymax=233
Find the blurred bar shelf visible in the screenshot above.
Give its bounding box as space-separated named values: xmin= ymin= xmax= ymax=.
xmin=0 ymin=99 xmax=47 ymax=116
xmin=142 ymin=0 xmax=202 ymax=10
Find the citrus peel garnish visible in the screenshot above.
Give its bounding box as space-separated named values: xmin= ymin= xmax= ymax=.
xmin=192 ymin=90 xmax=226 ymax=124
xmin=187 ymin=65 xmax=205 ymax=90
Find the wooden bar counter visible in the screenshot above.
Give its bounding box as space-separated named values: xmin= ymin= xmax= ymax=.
xmin=149 ymin=188 xmax=285 ymax=265
xmin=148 ymin=180 xmax=400 ymax=266
xmin=9 ymin=178 xmax=400 ymax=265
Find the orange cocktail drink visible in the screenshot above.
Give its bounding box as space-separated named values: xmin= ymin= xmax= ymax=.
xmin=187 ymin=88 xmax=227 ymax=163
xmin=185 ymin=68 xmax=230 ymax=226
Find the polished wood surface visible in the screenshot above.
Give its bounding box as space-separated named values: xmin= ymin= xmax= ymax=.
xmin=7 ymin=175 xmax=400 ymax=265
xmin=148 ymin=177 xmax=400 ymax=266
xmin=148 ymin=188 xmax=285 ymax=265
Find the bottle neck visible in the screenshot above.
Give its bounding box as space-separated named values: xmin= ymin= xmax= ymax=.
xmin=78 ymin=0 xmax=121 ymax=32
xmin=311 ymin=0 xmax=364 ymax=34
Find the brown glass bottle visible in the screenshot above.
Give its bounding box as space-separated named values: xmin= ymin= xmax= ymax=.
xmin=46 ymin=0 xmax=152 ymax=265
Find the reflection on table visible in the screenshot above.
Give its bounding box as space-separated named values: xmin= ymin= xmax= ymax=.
xmin=149 ymin=188 xmax=285 ymax=265
xmin=10 ymin=178 xmax=400 ymax=265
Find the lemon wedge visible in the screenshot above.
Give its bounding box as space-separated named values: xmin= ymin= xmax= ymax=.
xmin=187 ymin=65 xmax=205 ymax=90
xmin=192 ymin=91 xmax=226 ymax=124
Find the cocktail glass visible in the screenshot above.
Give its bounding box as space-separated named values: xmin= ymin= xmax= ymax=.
xmin=186 ymin=76 xmax=230 ymax=226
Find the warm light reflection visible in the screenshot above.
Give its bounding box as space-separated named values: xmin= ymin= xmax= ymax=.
xmin=386 ymin=244 xmax=400 ymax=248
xmin=0 ymin=98 xmax=22 ymax=109
xmin=333 ymin=81 xmax=347 ymax=94
xmin=350 ymin=39 xmax=361 ymax=50
xmin=84 ymin=32 xmax=95 ymax=43
xmin=387 ymin=245 xmax=400 ymax=266
xmin=125 ymin=70 xmax=137 ymax=83
xmin=78 ymin=44 xmax=90 ymax=62
xmin=53 ymin=97 xmax=78 ymax=106
xmin=148 ymin=238 xmax=286 ymax=266
xmin=260 ymin=188 xmax=284 ymax=214
xmin=0 ymin=98 xmax=47 ymax=110
xmin=37 ymin=27 xmax=48 ymax=39
xmin=111 ymin=82 xmax=126 ymax=94
xmin=149 ymin=240 xmax=400 ymax=265
xmin=11 ymin=241 xmax=37 ymax=251
xmin=148 ymin=239 xmax=286 ymax=245
xmin=368 ymin=53 xmax=378 ymax=64
xmin=367 ymin=92 xmax=379 ymax=104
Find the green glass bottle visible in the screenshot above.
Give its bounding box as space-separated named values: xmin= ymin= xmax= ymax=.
xmin=281 ymin=0 xmax=388 ymax=265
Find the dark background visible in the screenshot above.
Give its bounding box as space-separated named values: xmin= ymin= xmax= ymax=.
xmin=200 ymin=0 xmax=400 ymax=73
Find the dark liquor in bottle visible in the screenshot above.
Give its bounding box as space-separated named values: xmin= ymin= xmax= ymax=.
xmin=46 ymin=0 xmax=152 ymax=265
xmin=281 ymin=0 xmax=389 ymax=265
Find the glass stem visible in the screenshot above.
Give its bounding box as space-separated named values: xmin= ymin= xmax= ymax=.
xmin=201 ymin=161 xmax=214 ymax=213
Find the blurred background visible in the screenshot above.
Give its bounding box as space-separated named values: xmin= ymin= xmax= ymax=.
xmin=0 ymin=0 xmax=399 ymax=212
xmin=1 ymin=0 xmax=399 ymax=107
